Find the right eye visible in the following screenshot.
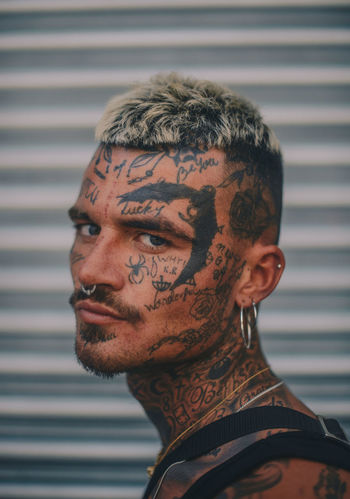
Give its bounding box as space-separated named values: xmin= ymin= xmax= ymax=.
xmin=74 ymin=223 xmax=100 ymax=237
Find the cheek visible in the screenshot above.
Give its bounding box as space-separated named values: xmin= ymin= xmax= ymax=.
xmin=69 ymin=251 xmax=86 ymax=286
xmin=150 ymin=255 xmax=187 ymax=285
xmin=70 ymin=248 xmax=86 ymax=267
xmin=208 ymin=241 xmax=243 ymax=284
xmin=127 ymin=254 xmax=188 ymax=291
xmin=189 ymin=291 xmax=216 ymax=321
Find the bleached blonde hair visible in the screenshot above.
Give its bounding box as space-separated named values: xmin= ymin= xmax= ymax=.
xmin=95 ymin=72 xmax=280 ymax=155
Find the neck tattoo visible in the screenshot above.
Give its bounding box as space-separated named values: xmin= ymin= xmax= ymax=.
xmin=147 ymin=367 xmax=283 ymax=477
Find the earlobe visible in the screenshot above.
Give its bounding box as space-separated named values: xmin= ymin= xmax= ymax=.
xmin=236 ymin=244 xmax=285 ymax=307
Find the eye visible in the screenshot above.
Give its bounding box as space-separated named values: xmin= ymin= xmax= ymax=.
xmin=74 ymin=223 xmax=100 ymax=237
xmin=138 ymin=233 xmax=168 ymax=249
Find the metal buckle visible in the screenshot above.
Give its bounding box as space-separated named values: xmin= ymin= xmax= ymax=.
xmin=317 ymin=415 xmax=350 ymax=445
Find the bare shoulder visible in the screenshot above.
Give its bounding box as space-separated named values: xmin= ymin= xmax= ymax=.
xmin=214 ymin=458 xmax=350 ymax=499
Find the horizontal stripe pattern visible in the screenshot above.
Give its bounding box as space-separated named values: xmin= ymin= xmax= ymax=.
xmin=2 ymin=29 xmax=350 ymax=51
xmin=2 ymin=67 xmax=350 ymax=88
xmin=1 ymin=0 xmax=350 ymax=13
xmin=1 ymin=2 xmax=349 ymax=497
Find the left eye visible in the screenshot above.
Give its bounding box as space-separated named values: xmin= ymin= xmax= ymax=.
xmin=139 ymin=233 xmax=168 ymax=248
xmin=75 ymin=223 xmax=100 ymax=237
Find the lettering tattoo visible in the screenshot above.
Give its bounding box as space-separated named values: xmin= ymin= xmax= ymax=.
xmin=91 ymin=144 xmax=219 ymax=186
xmin=266 ymin=394 xmax=285 ymax=408
xmin=144 ymin=285 xmax=199 ymax=312
xmin=189 ymin=382 xmax=216 ymax=410
xmin=113 ymin=159 xmax=127 ymax=179
xmin=79 ymin=177 xmax=100 ymax=205
xmin=117 ymin=181 xmax=218 ymax=289
xmin=126 ymin=146 xmax=216 ymax=184
xmin=176 ymin=155 xmax=219 ymax=183
xmin=120 ymin=199 xmax=165 ymax=218
xmin=79 ymin=324 xmax=116 ymax=345
xmin=92 ymin=143 xmax=113 ymax=180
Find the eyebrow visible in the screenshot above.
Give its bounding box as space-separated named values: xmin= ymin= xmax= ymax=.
xmin=119 ymin=216 xmax=194 ymax=243
xmin=68 ymin=208 xmax=194 ymax=242
xmin=68 ymin=207 xmax=92 ymax=222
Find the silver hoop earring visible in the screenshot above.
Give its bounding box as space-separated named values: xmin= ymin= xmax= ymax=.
xmin=81 ymin=284 xmax=96 ymax=296
xmin=240 ymin=300 xmax=257 ymax=349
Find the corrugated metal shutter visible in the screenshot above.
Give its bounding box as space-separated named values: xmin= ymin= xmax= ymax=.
xmin=1 ymin=1 xmax=349 ymax=497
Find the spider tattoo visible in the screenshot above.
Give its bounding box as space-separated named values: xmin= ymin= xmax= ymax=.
xmin=125 ymin=255 xmax=149 ymax=284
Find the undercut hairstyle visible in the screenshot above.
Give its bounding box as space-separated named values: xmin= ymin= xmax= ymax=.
xmin=95 ymin=72 xmax=283 ymax=243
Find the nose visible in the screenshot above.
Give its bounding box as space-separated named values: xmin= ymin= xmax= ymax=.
xmin=77 ymin=231 xmax=125 ymax=291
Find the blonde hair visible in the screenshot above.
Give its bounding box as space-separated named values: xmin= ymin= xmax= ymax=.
xmin=96 ymin=72 xmax=280 ymax=155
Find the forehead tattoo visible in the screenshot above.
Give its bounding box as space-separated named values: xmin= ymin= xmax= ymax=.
xmin=117 ymin=181 xmax=218 ymax=289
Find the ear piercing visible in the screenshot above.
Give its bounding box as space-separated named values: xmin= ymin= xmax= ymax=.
xmin=240 ymin=300 xmax=257 ymax=350
xmin=277 ymin=264 xmax=282 ymax=269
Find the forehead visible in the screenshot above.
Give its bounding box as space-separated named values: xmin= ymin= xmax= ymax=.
xmin=83 ymin=144 xmax=227 ymax=193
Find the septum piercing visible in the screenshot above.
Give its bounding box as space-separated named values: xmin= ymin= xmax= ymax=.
xmin=81 ymin=284 xmax=96 ymax=296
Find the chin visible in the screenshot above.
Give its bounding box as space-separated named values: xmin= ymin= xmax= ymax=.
xmin=74 ymin=323 xmax=121 ymax=377
xmin=74 ymin=325 xmax=150 ymax=377
xmin=75 ymin=338 xmax=125 ymax=378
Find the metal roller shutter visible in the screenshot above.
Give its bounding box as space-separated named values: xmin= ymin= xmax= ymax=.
xmin=0 ymin=1 xmax=349 ymax=497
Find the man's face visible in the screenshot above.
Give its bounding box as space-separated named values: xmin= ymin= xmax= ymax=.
xmin=69 ymin=144 xmax=247 ymax=376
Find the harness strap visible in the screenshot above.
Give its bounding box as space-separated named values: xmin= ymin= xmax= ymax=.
xmin=182 ymin=430 xmax=350 ymax=499
xmin=143 ymin=406 xmax=349 ymax=498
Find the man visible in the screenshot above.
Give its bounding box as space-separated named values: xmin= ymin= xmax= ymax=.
xmin=69 ymin=74 xmax=350 ymax=498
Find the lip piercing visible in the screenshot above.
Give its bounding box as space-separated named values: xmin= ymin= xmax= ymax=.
xmin=81 ymin=284 xmax=96 ymax=296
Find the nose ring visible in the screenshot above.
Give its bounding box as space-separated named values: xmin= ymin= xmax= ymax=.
xmin=81 ymin=284 xmax=96 ymax=296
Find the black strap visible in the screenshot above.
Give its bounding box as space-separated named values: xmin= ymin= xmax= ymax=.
xmin=143 ymin=406 xmax=348 ymax=498
xmin=182 ymin=431 xmax=350 ymax=499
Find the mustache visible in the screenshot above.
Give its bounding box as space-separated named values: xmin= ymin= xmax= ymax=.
xmin=69 ymin=286 xmax=142 ymax=324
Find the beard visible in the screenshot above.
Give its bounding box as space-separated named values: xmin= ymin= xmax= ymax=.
xmin=70 ymin=286 xmax=142 ymax=377
xmin=74 ymin=321 xmax=128 ymax=378
xmin=74 ymin=336 xmax=119 ymax=378
xmin=79 ymin=322 xmax=117 ymax=344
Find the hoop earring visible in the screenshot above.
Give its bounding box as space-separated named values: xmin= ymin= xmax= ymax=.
xmin=240 ymin=300 xmax=257 ymax=349
xmin=81 ymin=284 xmax=96 ymax=296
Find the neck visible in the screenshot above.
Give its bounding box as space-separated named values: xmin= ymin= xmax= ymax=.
xmin=127 ymin=329 xmax=274 ymax=450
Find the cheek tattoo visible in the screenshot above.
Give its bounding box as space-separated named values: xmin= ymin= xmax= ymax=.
xmin=117 ymin=181 xmax=218 ymax=289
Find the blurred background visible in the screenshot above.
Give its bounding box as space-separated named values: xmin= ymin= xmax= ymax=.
xmin=0 ymin=1 xmax=349 ymax=498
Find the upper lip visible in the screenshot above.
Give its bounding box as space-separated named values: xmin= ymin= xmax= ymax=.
xmin=76 ymin=301 xmax=126 ymax=320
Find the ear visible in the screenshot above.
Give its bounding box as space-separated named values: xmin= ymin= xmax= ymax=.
xmin=235 ymin=244 xmax=285 ymax=308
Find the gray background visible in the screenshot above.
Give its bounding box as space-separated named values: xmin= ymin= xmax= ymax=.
xmin=0 ymin=1 xmax=349 ymax=498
